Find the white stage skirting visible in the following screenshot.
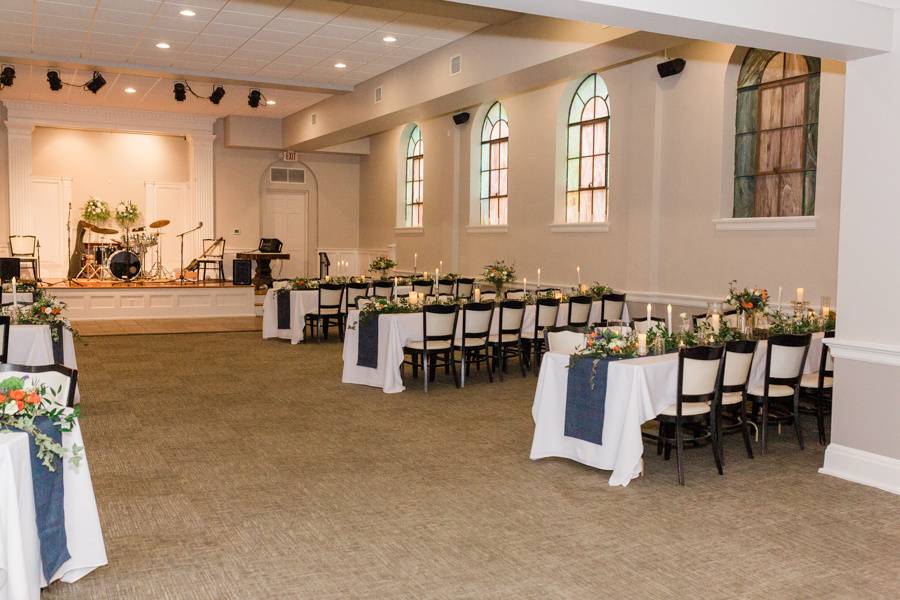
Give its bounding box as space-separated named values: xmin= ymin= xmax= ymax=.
xmin=49 ymin=285 xmax=256 ymax=320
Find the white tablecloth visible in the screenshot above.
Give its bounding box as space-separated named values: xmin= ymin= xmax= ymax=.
xmin=8 ymin=325 xmax=79 ymax=403
xmin=341 ymin=300 xmax=619 ymax=394
xmin=530 ymin=332 xmax=824 ymax=486
xmin=0 ymin=421 xmax=107 ymax=600
xmin=261 ymin=289 xmax=318 ymax=344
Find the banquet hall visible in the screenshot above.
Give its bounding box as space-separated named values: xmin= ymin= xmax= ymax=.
xmin=0 ymin=1 xmax=898 ymax=598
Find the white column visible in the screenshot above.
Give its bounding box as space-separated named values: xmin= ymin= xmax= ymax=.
xmin=6 ymin=120 xmax=35 ymax=236
xmin=188 ymin=133 xmax=216 ymax=245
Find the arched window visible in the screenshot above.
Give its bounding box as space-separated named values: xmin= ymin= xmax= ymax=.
xmin=404 ymin=124 xmax=423 ymax=227
xmin=566 ymin=74 xmax=610 ymax=223
xmin=735 ymin=49 xmax=820 ymax=217
xmin=479 ymin=101 xmax=509 ymax=225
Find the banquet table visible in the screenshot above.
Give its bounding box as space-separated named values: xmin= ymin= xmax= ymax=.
xmin=530 ymin=332 xmax=825 ymax=486
xmin=0 ymin=421 xmax=107 ymax=600
xmin=8 ymin=325 xmax=80 ymax=403
xmin=342 ymin=299 xmax=621 ymax=393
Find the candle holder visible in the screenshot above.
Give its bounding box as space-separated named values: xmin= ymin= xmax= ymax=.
xmin=790 ymin=300 xmax=810 ymax=320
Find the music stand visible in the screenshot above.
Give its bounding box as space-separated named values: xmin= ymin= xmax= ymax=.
xmin=175 ymin=222 xmax=203 ymax=285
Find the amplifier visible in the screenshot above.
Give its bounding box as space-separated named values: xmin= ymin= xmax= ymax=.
xmin=232 ymin=259 xmax=252 ymax=286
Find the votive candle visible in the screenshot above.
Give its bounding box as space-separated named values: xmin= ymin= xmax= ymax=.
xmin=637 ymin=332 xmax=648 ymax=356
xmin=474 ymin=287 xmax=481 ymax=302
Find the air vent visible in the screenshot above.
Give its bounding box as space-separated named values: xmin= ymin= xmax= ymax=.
xmin=270 ymin=167 xmax=306 ymax=184
xmin=374 ymin=86 xmax=382 ymax=104
xmin=311 ymin=112 xmax=317 ymax=125
xmin=450 ymin=54 xmax=461 ymax=76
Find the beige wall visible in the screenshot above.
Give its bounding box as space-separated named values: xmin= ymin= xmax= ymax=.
xmin=359 ymin=39 xmax=844 ymax=311
xmin=32 ymin=127 xmax=189 ymax=220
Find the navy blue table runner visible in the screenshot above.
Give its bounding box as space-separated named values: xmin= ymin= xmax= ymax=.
xmin=564 ymin=356 xmax=623 ymax=445
xmin=276 ymin=291 xmax=291 ymax=329
xmin=357 ymin=315 xmax=379 ymax=368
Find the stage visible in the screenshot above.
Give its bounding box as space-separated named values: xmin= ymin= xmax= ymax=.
xmin=42 ymin=279 xmax=259 ymax=320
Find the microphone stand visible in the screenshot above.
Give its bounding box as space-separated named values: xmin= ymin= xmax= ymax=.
xmin=176 ymin=222 xmax=203 ymax=286
xmin=50 ymin=201 xmax=82 ymax=287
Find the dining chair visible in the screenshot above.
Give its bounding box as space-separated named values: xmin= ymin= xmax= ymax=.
xmin=693 ymin=309 xmax=739 ymax=330
xmin=530 ymin=298 xmax=561 ymax=374
xmin=9 ymin=235 xmax=40 ymax=281
xmin=356 ymin=297 xmax=374 ymax=309
xmin=717 ymin=339 xmax=759 ymax=460
xmin=746 ymin=333 xmax=812 ymax=454
xmin=505 ymin=289 xmax=527 ymax=300
xmin=479 ymin=290 xmax=498 ymax=302
xmin=403 ymin=304 xmax=459 ymax=392
xmin=372 ymin=280 xmax=394 ymax=299
xmin=437 ymin=278 xmax=456 ymax=296
xmin=632 ymin=316 xmax=665 ymax=334
xmin=651 ymin=345 xmax=725 ymax=486
xmin=489 ymin=299 xmax=527 ymax=380
xmin=453 ymin=301 xmax=494 ymax=387
xmin=345 ymin=282 xmax=370 ymax=312
xmin=198 ymin=238 xmax=225 ymax=282
xmin=567 ymin=295 xmax=593 ymax=328
xmin=412 ymin=279 xmax=434 ymax=296
xmin=600 ymin=293 xmax=626 ymax=321
xmin=456 ymin=278 xmax=475 ymax=299
xmin=0 ymin=363 xmax=78 ymax=407
xmin=305 ymin=284 xmax=346 ymax=342
xmin=544 ymin=326 xmax=586 ymax=355
xmin=800 ymin=330 xmax=835 ymax=444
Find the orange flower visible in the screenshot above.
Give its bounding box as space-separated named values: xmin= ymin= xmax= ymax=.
xmin=15 ymin=399 xmax=23 ymax=411
xmin=9 ymin=389 xmax=25 ymax=401
xmin=741 ymin=301 xmax=753 ymax=309
xmin=25 ymin=393 xmax=40 ymax=405
xmin=761 ymin=290 xmax=769 ymax=301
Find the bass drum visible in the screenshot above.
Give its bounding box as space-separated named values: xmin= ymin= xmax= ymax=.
xmin=108 ymin=250 xmax=141 ymax=280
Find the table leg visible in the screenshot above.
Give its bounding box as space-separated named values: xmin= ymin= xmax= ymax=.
xmin=253 ymin=258 xmax=274 ymax=289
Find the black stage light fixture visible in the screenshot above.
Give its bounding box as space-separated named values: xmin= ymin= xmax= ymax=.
xmin=174 ymin=82 xmax=186 ymax=101
xmin=85 ymin=71 xmax=106 ymax=93
xmin=0 ymin=65 xmax=16 ymax=87
xmin=209 ymin=85 xmax=225 ymax=104
xmin=248 ymin=89 xmax=262 ymax=108
xmin=657 ymin=58 xmax=686 ymax=78
xmin=47 ymin=70 xmax=63 ymax=91
xmin=452 ymin=111 xmax=470 ymax=125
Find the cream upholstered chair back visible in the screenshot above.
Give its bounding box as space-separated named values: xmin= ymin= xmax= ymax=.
xmin=423 ymin=305 xmax=458 ymax=342
xmin=372 ymin=281 xmax=394 ymax=299
xmin=456 ymin=278 xmax=475 ymax=299
xmin=318 ymin=284 xmax=344 ymax=315
xmin=9 ymin=235 xmax=37 ymax=257
xmin=681 ymin=351 xmax=723 ymax=397
xmin=723 ymin=311 xmax=739 ymax=328
xmin=769 ymin=340 xmax=809 ymax=379
xmin=633 ymin=317 xmax=664 ymax=334
xmin=356 ymin=297 xmax=374 ymax=310
xmin=436 ymin=294 xmax=455 ymax=302
xmin=723 ymin=346 xmax=756 ymax=387
xmin=460 ymin=301 xmax=493 ymax=347
xmin=497 ymin=301 xmax=525 ymax=337
xmin=202 ymin=238 xmax=225 ymax=258
xmin=412 ymin=280 xmax=434 ymax=295
xmin=535 ymin=300 xmax=560 ymax=328
xmin=568 ymin=296 xmax=592 ymax=326
xmin=546 ymin=329 xmax=586 ymax=354
xmin=345 ymin=283 xmax=369 ymax=310
xmin=601 ymin=293 xmax=625 ymax=321
xmin=437 ymin=279 xmax=455 ymax=295
xmin=0 ymin=363 xmax=78 ymax=407
xmin=480 ymin=290 xmax=497 ymax=302
xmin=505 ymin=289 xmax=526 ymax=300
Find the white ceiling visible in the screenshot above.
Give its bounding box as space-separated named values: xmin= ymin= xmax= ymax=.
xmin=0 ymin=0 xmax=491 ymax=116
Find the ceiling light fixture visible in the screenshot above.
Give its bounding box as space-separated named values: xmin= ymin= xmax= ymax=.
xmin=47 ymin=70 xmax=62 ymax=91
xmin=248 ymin=89 xmax=262 ymax=108
xmin=382 ymin=36 xmax=397 ymax=43
xmin=85 ymin=71 xmax=106 ymax=93
xmin=174 ymin=82 xmax=186 ymax=101
xmin=0 ymin=65 xmax=16 ymax=87
xmin=124 ymin=87 xmax=137 ymax=94
xmin=266 ymin=99 xmax=276 ymax=105
xmin=209 ymin=85 xmax=225 ymax=105
xmin=179 ymin=9 xmax=196 ymax=17
xmin=155 ymin=42 xmax=171 ymax=49
xmin=334 ymin=62 xmax=346 ymax=69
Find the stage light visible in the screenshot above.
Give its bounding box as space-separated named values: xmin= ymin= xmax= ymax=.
xmin=47 ymin=70 xmax=62 ymax=91
xmin=248 ymin=89 xmax=262 ymax=108
xmin=334 ymin=62 xmax=346 ymax=69
xmin=179 ymin=9 xmax=196 ymax=17
xmin=174 ymin=82 xmax=186 ymax=101
xmin=382 ymin=36 xmax=396 ymax=43
xmin=0 ymin=66 xmax=16 ymax=87
xmin=209 ymin=85 xmax=225 ymax=104
xmin=85 ymin=71 xmax=106 ymax=93
xmin=155 ymin=42 xmax=170 ymax=49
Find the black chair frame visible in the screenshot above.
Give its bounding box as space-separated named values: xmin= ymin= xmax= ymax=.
xmin=0 ymin=362 xmax=78 ymax=407
xmin=403 ymin=304 xmax=459 ymax=391
xmin=567 ymin=295 xmax=593 ymax=328
xmin=454 ymin=301 xmax=494 ymax=386
xmin=305 ymin=284 xmax=346 ymax=342
xmin=491 ymin=300 xmax=527 ymax=380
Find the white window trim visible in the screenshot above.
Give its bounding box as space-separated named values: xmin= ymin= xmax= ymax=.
xmin=713 ymin=216 xmax=817 ymax=231
xmin=393 ymin=226 xmax=424 ymax=235
xmin=396 ymin=123 xmax=422 ymax=229
xmin=549 ymin=222 xmax=610 ymax=233
xmin=468 ymin=101 xmax=511 ymax=228
xmin=466 ymin=224 xmax=508 ymax=234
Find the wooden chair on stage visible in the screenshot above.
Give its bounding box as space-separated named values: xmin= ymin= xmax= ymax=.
xmin=9 ymin=236 xmax=40 ymax=281
xmin=197 ymin=238 xmax=226 ymax=283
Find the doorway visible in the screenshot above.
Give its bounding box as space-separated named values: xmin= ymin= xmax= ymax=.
xmin=261 ymin=190 xmax=308 ymax=278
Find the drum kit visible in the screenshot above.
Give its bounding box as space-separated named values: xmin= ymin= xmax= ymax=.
xmin=77 ymin=219 xmax=172 ymax=282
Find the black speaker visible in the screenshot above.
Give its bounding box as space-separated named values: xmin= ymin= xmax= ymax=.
xmin=258 ymin=238 xmax=283 ymax=253
xmin=657 ymin=58 xmax=686 ymax=78
xmin=233 ymin=259 xmax=252 ymax=286
xmin=452 ymin=112 xmax=470 ymax=125
xmin=0 ymin=258 xmax=21 ymax=281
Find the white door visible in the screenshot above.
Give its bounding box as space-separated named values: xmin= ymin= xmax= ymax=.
xmin=262 ymin=191 xmax=307 ymax=278
xmin=145 ymin=182 xmax=191 ymax=273
xmin=31 ymin=176 xmax=71 ymax=279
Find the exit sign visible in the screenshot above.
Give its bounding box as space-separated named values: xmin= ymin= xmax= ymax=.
xmin=281 ymin=151 xmax=299 ymax=162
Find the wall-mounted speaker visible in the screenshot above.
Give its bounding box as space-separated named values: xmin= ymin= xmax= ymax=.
xmin=657 ymin=58 xmax=686 ymax=78
xmin=232 ymin=259 xmax=252 ymax=286
xmin=452 ymin=112 xmax=470 ymax=125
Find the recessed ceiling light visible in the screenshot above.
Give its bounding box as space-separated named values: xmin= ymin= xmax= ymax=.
xmin=266 ymin=99 xmax=276 ymax=105
xmin=124 ymin=87 xmax=136 ymax=94
xmin=334 ymin=62 xmax=346 ymax=69
xmin=155 ymin=42 xmax=170 ymax=49
xmin=179 ymin=9 xmax=196 ymax=17
xmin=382 ymin=36 xmax=397 ymax=43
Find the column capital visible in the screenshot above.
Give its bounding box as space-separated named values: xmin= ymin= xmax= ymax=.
xmin=187 ymin=133 xmax=217 ymax=148
xmin=5 ymin=119 xmax=36 ymax=137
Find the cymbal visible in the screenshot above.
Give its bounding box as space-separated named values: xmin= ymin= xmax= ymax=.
xmin=149 ymin=219 xmax=171 ymax=229
xmin=89 ymin=225 xmax=118 ymax=235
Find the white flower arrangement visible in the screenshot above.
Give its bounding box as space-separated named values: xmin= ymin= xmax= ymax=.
xmin=81 ymin=196 xmax=111 ymax=224
xmin=114 ymin=200 xmax=140 ymax=227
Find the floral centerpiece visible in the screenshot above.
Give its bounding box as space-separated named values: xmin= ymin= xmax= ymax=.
xmin=353 ymin=296 xmax=419 ymax=327
xmin=0 ymin=376 xmax=81 ymax=472
xmin=369 ymin=256 xmax=397 ymax=279
xmin=725 ymin=280 xmax=769 ymax=335
xmin=577 ymin=327 xmax=638 ymax=359
xmin=582 ymin=282 xmax=614 ymax=300
xmin=81 ymin=196 xmax=110 ymax=224
xmin=114 ymin=200 xmax=140 ymax=228
xmin=274 ymin=277 xmax=319 ymax=295
xmin=481 ymin=260 xmax=516 ymax=295
xmin=2 ymin=295 xmax=74 ymax=342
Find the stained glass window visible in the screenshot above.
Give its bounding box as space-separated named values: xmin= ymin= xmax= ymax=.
xmin=566 ymin=74 xmax=610 ymax=223
xmin=404 ymin=125 xmax=423 ymax=227
xmin=479 ymin=101 xmax=509 ymax=225
xmin=734 ymin=49 xmax=820 ymax=217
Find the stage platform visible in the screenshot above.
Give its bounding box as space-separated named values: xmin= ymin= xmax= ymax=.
xmin=42 ymin=279 xmax=259 ymax=320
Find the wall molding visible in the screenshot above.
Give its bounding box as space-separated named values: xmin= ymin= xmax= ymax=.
xmin=819 ymin=443 xmax=900 ymax=495
xmin=465 ymin=225 xmax=508 ymax=234
xmin=826 ymin=338 xmax=900 ymax=367
xmin=713 ymin=216 xmax=817 ymax=231
xmin=549 ymin=222 xmax=610 ymax=233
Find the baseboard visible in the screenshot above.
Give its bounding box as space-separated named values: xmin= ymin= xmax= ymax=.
xmin=819 ymin=443 xmax=900 ymax=495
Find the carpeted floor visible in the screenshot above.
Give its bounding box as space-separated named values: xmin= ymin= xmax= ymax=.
xmin=46 ymin=332 xmax=899 ymax=599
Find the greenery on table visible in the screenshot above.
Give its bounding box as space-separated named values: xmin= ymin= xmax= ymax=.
xmin=481 ymin=260 xmax=516 ymax=294
xmin=114 ymin=200 xmax=140 ymax=228
xmin=585 ymin=282 xmax=614 ymax=300
xmin=356 ymin=297 xmax=420 ymax=326
xmin=768 ymin=309 xmax=832 ymax=336
xmin=646 ymin=322 xmax=698 ymax=353
xmin=274 ymin=277 xmax=319 ymax=295
xmin=576 ymin=326 xmax=638 ymax=359
xmin=0 ymin=376 xmax=81 ymax=472
xmin=81 ymin=196 xmax=111 ymax=224
xmin=2 ymin=295 xmax=75 ymax=341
